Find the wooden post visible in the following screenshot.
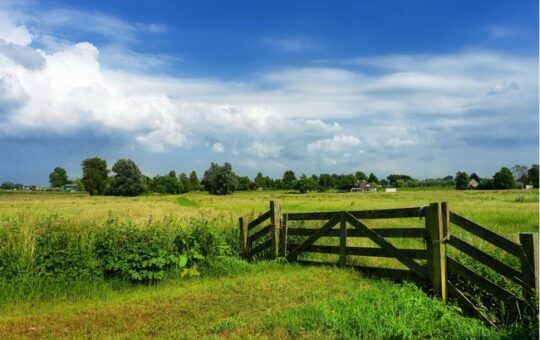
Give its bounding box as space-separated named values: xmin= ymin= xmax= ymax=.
xmin=239 ymin=217 xmax=249 ymax=259
xmin=425 ymin=202 xmax=447 ymax=301
xmin=279 ymin=213 xmax=288 ymax=257
xmin=339 ymin=212 xmax=347 ymax=267
xmin=519 ymin=232 xmax=539 ymax=301
xmin=270 ymin=201 xmax=281 ymax=258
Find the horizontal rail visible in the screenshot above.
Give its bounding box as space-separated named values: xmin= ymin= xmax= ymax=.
xmin=248 ymin=210 xmax=271 ymax=230
xmin=447 ymin=257 xmax=525 ymax=306
xmin=249 ymin=225 xmax=272 ymax=243
xmin=449 ymin=212 xmax=522 ymax=258
xmin=249 ymin=239 xmax=272 ymax=257
xmin=287 ymin=215 xmax=340 ymax=261
xmin=287 ymin=207 xmax=425 ymax=221
xmin=288 ymin=227 xmax=425 ymax=238
xmin=448 ymin=236 xmax=531 ymax=291
xmin=288 ymin=244 xmax=426 ymax=259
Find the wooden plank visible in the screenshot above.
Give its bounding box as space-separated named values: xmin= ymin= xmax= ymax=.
xmin=279 ymin=213 xmax=288 ymax=257
xmin=426 ymin=202 xmax=447 ymax=301
xmin=249 ymin=225 xmax=272 ymax=243
xmin=447 ymin=257 xmax=525 ymax=305
xmin=519 ymin=232 xmax=539 ymax=301
xmin=345 ymin=212 xmax=428 ymax=280
xmin=286 ymin=215 xmax=340 ymax=261
xmin=249 ymin=239 xmax=272 ymax=258
xmin=449 ymin=212 xmax=522 ymax=257
xmin=295 ymin=260 xmax=418 ymax=281
xmin=287 ymin=207 xmax=424 ymax=221
xmin=239 ymin=217 xmax=249 ymax=258
xmin=270 ymin=201 xmax=280 ymax=258
xmin=448 ymin=235 xmax=528 ymax=290
xmin=287 ymin=244 xmax=427 ymax=259
xmin=287 ymin=227 xmax=425 ymax=238
xmin=447 ymin=281 xmax=497 ymax=328
xmin=339 ymin=212 xmax=347 ymax=267
xmin=248 ymin=210 xmax=271 ymax=230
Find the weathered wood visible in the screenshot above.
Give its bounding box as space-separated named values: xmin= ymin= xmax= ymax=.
xmin=339 ymin=212 xmax=347 ymax=267
xmin=519 ymin=232 xmax=539 ymax=301
xmin=249 ymin=225 xmax=272 ymax=243
xmin=270 ymin=201 xmax=281 ymax=258
xmin=447 ymin=257 xmax=525 ymax=307
xmin=447 ymin=281 xmax=497 ymax=328
xmin=279 ymin=213 xmax=288 ymax=257
xmin=249 ymin=239 xmax=272 ymax=258
xmin=286 ymin=215 xmax=340 ymax=261
xmin=248 ymin=210 xmax=272 ymax=230
xmin=287 ymin=207 xmax=425 ymax=221
xmin=448 ymin=235 xmax=528 ymax=290
xmin=426 ymin=202 xmax=447 ymax=301
xmin=287 ymin=244 xmax=427 ymax=259
xmin=449 ymin=212 xmax=522 ymax=257
xmin=239 ymin=217 xmax=249 ymax=258
xmin=287 ymin=227 xmax=425 ymax=238
xmin=345 ymin=212 xmax=428 ymax=280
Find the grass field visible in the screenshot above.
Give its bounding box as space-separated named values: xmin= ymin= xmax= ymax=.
xmin=0 ymin=189 xmax=538 ymax=338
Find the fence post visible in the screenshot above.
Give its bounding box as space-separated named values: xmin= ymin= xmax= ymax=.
xmin=339 ymin=212 xmax=347 ymax=267
xmin=270 ymin=201 xmax=281 ymax=259
xmin=425 ymin=202 xmax=447 ymax=301
xmin=280 ymin=213 xmax=288 ymax=257
xmin=239 ymin=217 xmax=249 ymax=259
xmin=519 ymin=232 xmax=539 ymax=302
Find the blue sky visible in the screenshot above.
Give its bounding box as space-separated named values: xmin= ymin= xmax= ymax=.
xmin=0 ymin=0 xmax=538 ymax=185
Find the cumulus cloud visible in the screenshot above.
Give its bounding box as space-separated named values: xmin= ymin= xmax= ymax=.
xmin=0 ymin=8 xmax=537 ymax=177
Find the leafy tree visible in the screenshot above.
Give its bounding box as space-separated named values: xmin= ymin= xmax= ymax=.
xmin=236 ymin=176 xmax=252 ymax=191
xmin=189 ymin=171 xmax=201 ymax=191
xmin=202 ymin=162 xmax=238 ymax=195
xmin=149 ymin=175 xmax=182 ymax=194
xmin=1 ymin=181 xmax=15 ymax=190
xmin=510 ymin=165 xmax=528 ymax=185
xmin=492 ymin=167 xmax=515 ymax=189
xmin=282 ymin=170 xmax=297 ymax=189
xmin=318 ymin=173 xmax=334 ymax=191
xmin=81 ymin=157 xmax=109 ymax=195
xmin=254 ymin=172 xmax=267 ymax=189
xmin=395 ymin=179 xmax=405 ymax=188
xmin=49 ymin=167 xmax=69 ymax=188
xmin=469 ymin=173 xmax=480 ymax=182
xmin=168 ymin=170 xmax=177 ymax=179
xmin=527 ymin=164 xmax=539 ymax=188
xmin=294 ymin=174 xmax=318 ymax=193
xmin=179 ymin=173 xmax=191 ymax=193
xmin=109 ymin=159 xmax=146 ymax=196
xmin=355 ymin=171 xmax=367 ymax=181
xmin=454 ymin=171 xmax=469 ymax=190
xmin=368 ymin=173 xmax=379 ymax=184
xmin=336 ymin=174 xmax=356 ymax=190
xmin=387 ymin=174 xmax=412 ymax=186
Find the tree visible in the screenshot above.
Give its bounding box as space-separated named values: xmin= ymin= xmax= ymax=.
xmin=387 ymin=174 xmax=412 ymax=187
xmin=294 ymin=174 xmax=318 ymax=193
xmin=1 ymin=181 xmax=15 ymax=190
xmin=511 ymin=165 xmax=528 ymax=185
xmin=336 ymin=174 xmax=356 ymax=190
xmin=368 ymin=173 xmax=379 ymax=184
xmin=202 ymin=162 xmax=238 ymax=195
xmin=189 ymin=171 xmax=201 ymax=191
xmin=527 ymin=164 xmax=539 ymax=188
xmin=454 ymin=171 xmax=469 ymax=190
xmin=355 ymin=171 xmax=367 ymax=181
xmin=282 ymin=170 xmax=297 ymax=189
xmin=109 ymin=159 xmax=146 ymax=196
xmin=492 ymin=167 xmax=516 ymax=190
xmin=81 ymin=157 xmax=109 ymax=195
xmin=318 ymin=173 xmax=334 ymax=191
xmin=254 ymin=172 xmax=267 ymax=189
xmin=149 ymin=175 xmax=182 ymax=194
xmin=179 ymin=173 xmax=191 ymax=193
xmin=49 ymin=167 xmax=68 ymax=188
xmin=236 ymin=176 xmax=252 ymax=191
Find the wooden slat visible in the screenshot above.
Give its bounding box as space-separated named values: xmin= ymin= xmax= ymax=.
xmin=287 ymin=207 xmax=425 ymax=221
xmin=449 ymin=212 xmax=522 ymax=257
xmin=448 ymin=236 xmax=529 ymax=290
xmin=447 ymin=281 xmax=497 ymax=328
xmin=288 ymin=244 xmax=427 ymax=259
xmin=249 ymin=239 xmax=272 ymax=257
xmin=248 ymin=210 xmax=271 ymax=230
xmin=249 ymin=225 xmax=272 ymax=243
xmin=447 ymin=257 xmax=525 ymax=305
xmin=287 ymin=227 xmax=425 ymax=238
xmin=287 ymin=215 xmax=340 ymax=261
xmin=345 ymin=212 xmax=428 ymax=280
xmin=295 ymin=260 xmax=418 ymax=281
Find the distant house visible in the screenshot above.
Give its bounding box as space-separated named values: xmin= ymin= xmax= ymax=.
xmin=468 ymin=178 xmax=479 ymax=189
xmin=351 ymin=180 xmax=377 ymax=192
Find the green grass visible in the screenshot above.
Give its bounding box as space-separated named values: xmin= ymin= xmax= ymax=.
xmin=176 ymin=196 xmax=199 ymax=207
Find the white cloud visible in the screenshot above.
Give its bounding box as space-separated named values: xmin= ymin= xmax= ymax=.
xmin=211 ymin=143 xmax=225 ymax=153
xmin=385 ymin=137 xmax=417 ymax=148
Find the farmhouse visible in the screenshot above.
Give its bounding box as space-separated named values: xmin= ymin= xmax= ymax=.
xmin=468 ymin=173 xmax=480 ymax=189
xmin=350 ymin=180 xmax=377 ymax=192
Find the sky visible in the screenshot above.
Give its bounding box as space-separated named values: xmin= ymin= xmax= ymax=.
xmin=0 ymin=0 xmax=538 ymax=185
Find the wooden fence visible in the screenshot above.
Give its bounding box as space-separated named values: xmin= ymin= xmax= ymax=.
xmin=239 ymin=201 xmax=539 ymax=321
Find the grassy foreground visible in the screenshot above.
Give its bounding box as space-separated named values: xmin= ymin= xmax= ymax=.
xmin=0 ymin=261 xmax=503 ymax=339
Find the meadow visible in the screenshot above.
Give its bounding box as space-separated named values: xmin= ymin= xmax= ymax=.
xmin=0 ymin=189 xmax=537 ymax=338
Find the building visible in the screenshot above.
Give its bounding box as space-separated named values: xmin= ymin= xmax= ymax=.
xmin=351 ymin=180 xmax=378 ymax=192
